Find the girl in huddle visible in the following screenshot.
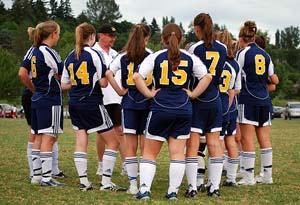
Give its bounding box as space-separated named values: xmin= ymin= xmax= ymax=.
xmin=106 ymin=24 xmax=152 ymax=195
xmin=133 ymin=23 xmax=211 ymax=200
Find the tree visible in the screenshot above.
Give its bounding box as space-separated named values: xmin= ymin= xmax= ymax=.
xmin=86 ymin=0 xmax=122 ymax=26
xmin=76 ymin=11 xmax=90 ymax=24
xmin=0 ymin=0 xmax=8 ymax=23
xmin=280 ymin=26 xmax=300 ymax=49
xmin=256 ymin=29 xmax=270 ymax=45
xmin=170 ymin=16 xmax=175 ymax=23
xmin=275 ymin=29 xmax=280 ymax=48
xmin=179 ymin=22 xmax=185 ymax=34
xmin=162 ymin=16 xmax=169 ymax=27
xmin=49 ymin=0 xmax=58 ymax=19
xmin=150 ymin=18 xmax=160 ymax=34
xmin=32 ymin=0 xmax=48 ymax=22
xmin=11 ymin=0 xmax=35 ymax=23
xmin=63 ymin=0 xmax=73 ymax=21
xmin=141 ymin=17 xmax=147 ymax=24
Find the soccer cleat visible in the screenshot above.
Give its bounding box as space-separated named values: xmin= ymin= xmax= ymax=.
xmin=184 ymin=189 xmax=198 ymax=198
xmin=197 ymin=184 xmax=206 ymax=192
xmin=236 ymin=170 xmax=245 ymax=179
xmin=53 ymin=171 xmax=66 ymax=178
xmin=135 ymin=191 xmax=151 ymax=200
xmin=127 ymin=185 xmax=139 ymax=195
xmin=41 ymin=179 xmax=63 ymax=187
xmin=222 ymin=169 xmax=227 ymax=176
xmin=100 ymin=182 xmax=127 ymax=192
xmin=207 ymin=189 xmax=220 ymax=198
xmin=31 ymin=176 xmax=42 ymax=185
xmin=237 ymin=178 xmax=256 ymax=186
xmin=80 ymin=182 xmax=93 ymax=191
xmin=165 ymin=192 xmax=178 ymax=200
xmin=222 ymin=180 xmax=237 ymax=187
xmin=255 ymin=175 xmax=273 ymax=184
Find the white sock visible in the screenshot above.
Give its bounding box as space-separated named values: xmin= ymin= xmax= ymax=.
xmin=125 ymin=156 xmax=138 ymax=187
xmin=52 ymin=141 xmax=60 ymax=175
xmin=139 ymin=159 xmax=156 ymax=193
xmin=32 ymin=149 xmax=42 ymax=180
xmin=168 ymin=160 xmax=185 ymax=194
xmin=40 ymin=152 xmax=53 ymax=182
xmin=226 ymin=158 xmax=239 ymax=183
xmin=197 ymin=156 xmax=205 ymax=186
xmin=239 ymin=151 xmax=244 ymax=173
xmin=101 ymin=149 xmax=117 ymax=186
xmin=243 ymin=152 xmax=256 ymax=181
xmin=27 ymin=143 xmax=33 ymax=178
xmin=186 ymin=157 xmax=198 ymax=191
xmin=261 ymin=148 xmax=272 ymax=179
xmin=208 ymin=157 xmax=224 ymax=191
xmin=223 ymin=151 xmax=228 ymax=171
xmin=74 ymin=152 xmax=89 ymax=185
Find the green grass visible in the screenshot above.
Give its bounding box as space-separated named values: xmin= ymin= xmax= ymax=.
xmin=0 ymin=118 xmax=300 ymax=204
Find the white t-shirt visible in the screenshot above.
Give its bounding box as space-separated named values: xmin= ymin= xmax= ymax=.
xmin=93 ymin=43 xmax=122 ymax=105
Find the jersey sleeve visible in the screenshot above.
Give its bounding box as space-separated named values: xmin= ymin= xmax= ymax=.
xmin=138 ymin=53 xmax=155 ymax=79
xmin=42 ymin=47 xmax=62 ymax=74
xmin=109 ymin=54 xmax=122 ymax=75
xmin=92 ymin=50 xmax=107 ymax=80
xmin=191 ymin=54 xmax=208 ymax=79
xmin=21 ymin=47 xmax=34 ymax=71
xmin=268 ymin=59 xmax=275 ymax=77
xmin=229 ymin=67 xmax=236 ymax=90
xmin=61 ymin=65 xmax=70 ymax=84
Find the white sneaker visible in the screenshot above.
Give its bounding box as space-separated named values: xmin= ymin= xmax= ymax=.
xmin=237 ymin=177 xmax=256 ymax=186
xmin=96 ymin=164 xmax=103 ymax=176
xmin=31 ymin=176 xmax=42 ymax=185
xmin=236 ymin=170 xmax=245 ymax=179
xmin=127 ymin=185 xmax=139 ymax=195
xmin=255 ymin=175 xmax=273 ymax=184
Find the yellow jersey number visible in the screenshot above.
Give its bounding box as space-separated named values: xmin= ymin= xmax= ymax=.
xmin=219 ymin=70 xmax=232 ymax=93
xmin=127 ymin=62 xmax=152 ymax=86
xmin=159 ymin=60 xmax=188 ymax=85
xmin=255 ymin=54 xmax=265 ymax=75
xmin=31 ymin=56 xmax=37 ymax=78
xmin=67 ymin=61 xmax=90 ymax=85
xmin=206 ymin=51 xmax=220 ymax=76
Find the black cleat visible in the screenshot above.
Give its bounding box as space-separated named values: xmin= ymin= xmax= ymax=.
xmin=135 ymin=191 xmax=151 ymax=200
xmin=222 ymin=180 xmax=237 ymax=187
xmin=41 ymin=179 xmax=63 ymax=187
xmin=100 ymin=182 xmax=127 ymax=192
xmin=185 ymin=189 xmax=198 ymax=198
xmin=53 ymin=171 xmax=66 ymax=178
xmin=80 ymin=183 xmax=93 ymax=191
xmin=207 ymin=189 xmax=220 ymax=198
xmin=165 ymin=192 xmax=178 ymax=200
xmin=197 ymin=184 xmax=206 ymax=192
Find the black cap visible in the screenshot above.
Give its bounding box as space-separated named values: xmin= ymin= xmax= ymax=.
xmin=98 ymin=24 xmax=117 ymax=34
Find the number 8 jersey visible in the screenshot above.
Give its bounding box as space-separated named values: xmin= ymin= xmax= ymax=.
xmin=236 ymin=42 xmax=274 ymax=106
xmin=62 ymin=46 xmax=107 ymax=108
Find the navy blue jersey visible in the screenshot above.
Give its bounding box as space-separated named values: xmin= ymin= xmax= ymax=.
xmin=189 ymin=40 xmax=227 ymax=105
xmin=219 ymin=58 xmax=238 ymax=115
xmin=62 ymin=46 xmax=107 ymax=109
xmin=236 ymin=43 xmax=274 ymax=106
xmin=109 ymin=49 xmax=152 ymax=110
xmin=138 ymin=49 xmax=207 ymax=114
xmin=21 ymin=47 xmax=35 ymax=96
xmin=31 ymin=44 xmax=63 ymax=107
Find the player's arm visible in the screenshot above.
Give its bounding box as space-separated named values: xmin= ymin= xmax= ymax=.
xmin=133 ymin=54 xmax=159 ymax=98
xmin=184 ymin=55 xmax=212 ymax=99
xmin=18 ymin=67 xmax=35 ymax=92
xmin=106 ymin=55 xmax=127 ymax=96
xmin=268 ymin=59 xmax=279 ymax=85
xmin=61 ymin=65 xmax=72 ymax=91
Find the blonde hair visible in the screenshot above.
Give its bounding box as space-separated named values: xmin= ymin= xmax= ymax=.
xmin=218 ymin=30 xmax=234 ymax=59
xmin=75 ymin=22 xmax=96 ymax=60
xmin=27 ymin=20 xmax=60 ymax=47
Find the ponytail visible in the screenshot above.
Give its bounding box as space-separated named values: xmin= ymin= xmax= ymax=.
xmin=194 ymin=13 xmax=213 ymax=48
xmin=218 ymin=30 xmax=234 ymax=59
xmin=124 ymin=24 xmax=151 ymax=64
xmin=75 ymin=22 xmax=96 ymax=60
xmin=162 ymin=23 xmax=182 ymax=71
xmin=239 ymin=21 xmax=257 ymax=43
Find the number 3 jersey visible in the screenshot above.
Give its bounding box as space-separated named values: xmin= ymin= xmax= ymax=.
xmin=236 ymin=43 xmax=274 ymax=106
xmin=138 ymin=49 xmax=207 ymax=114
xmin=62 ymin=46 xmax=107 ymax=109
xmin=109 ymin=49 xmax=152 ymax=110
xmin=30 ymin=44 xmax=63 ymax=107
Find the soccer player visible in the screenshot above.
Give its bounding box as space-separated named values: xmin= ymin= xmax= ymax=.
xmin=106 ymin=24 xmax=152 ymax=194
xmin=217 ymin=30 xmax=241 ymax=186
xmin=28 ymin=20 xmax=64 ymax=186
xmin=236 ymin=21 xmax=279 ymax=185
xmin=186 ymin=13 xmax=227 ymax=197
xmin=61 ymin=23 xmax=125 ymax=191
xmin=133 ymin=23 xmax=211 ymax=200
xmin=92 ymin=24 xmax=127 ymax=177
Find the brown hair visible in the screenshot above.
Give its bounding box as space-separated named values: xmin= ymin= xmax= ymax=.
xmin=218 ymin=30 xmax=234 ymax=59
xmin=27 ymin=20 xmax=60 ymax=47
xmin=255 ymin=35 xmax=266 ymax=49
xmin=162 ymin=23 xmax=182 ymax=71
xmin=124 ymin=24 xmax=151 ymax=64
xmin=239 ymin=21 xmax=257 ymax=43
xmin=194 ymin=13 xmax=213 ymax=48
xmin=75 ymin=22 xmax=96 ymax=60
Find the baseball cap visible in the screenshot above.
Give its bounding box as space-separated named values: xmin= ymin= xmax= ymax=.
xmin=98 ymin=24 xmax=117 ymax=35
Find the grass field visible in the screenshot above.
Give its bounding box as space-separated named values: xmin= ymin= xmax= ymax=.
xmin=0 ymin=118 xmax=300 ymax=204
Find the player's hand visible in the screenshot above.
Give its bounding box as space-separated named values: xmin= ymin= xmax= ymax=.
xmin=183 ymin=88 xmax=194 ymax=99
xmin=149 ymin=88 xmax=160 ymax=98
